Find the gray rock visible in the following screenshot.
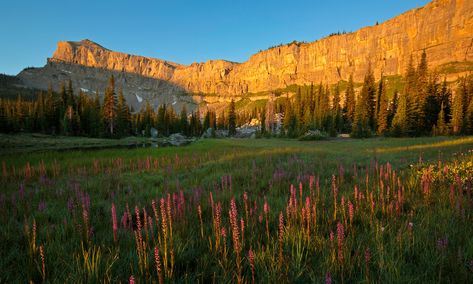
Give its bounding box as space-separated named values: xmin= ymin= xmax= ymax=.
xmin=168 ymin=133 xmax=192 ymax=146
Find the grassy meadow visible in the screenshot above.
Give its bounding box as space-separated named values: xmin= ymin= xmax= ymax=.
xmin=1 ymin=135 xmax=473 ymax=283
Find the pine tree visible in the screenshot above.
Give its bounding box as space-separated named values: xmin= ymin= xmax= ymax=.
xmin=203 ymin=110 xmax=211 ymax=131
xmin=466 ymin=97 xmax=473 ymax=134
xmin=260 ymin=108 xmax=266 ymax=134
xmin=351 ymin=66 xmax=375 ymax=137
xmin=116 ymin=89 xmax=131 ymax=137
xmin=388 ymin=90 xmax=398 ymax=127
xmin=433 ymin=103 xmax=449 ymax=136
xmin=90 ymin=92 xmax=102 ymax=137
xmin=376 ymin=77 xmax=389 ymax=135
xmin=391 ymin=92 xmax=410 ymax=136
xmin=413 ymin=50 xmax=429 ymax=134
xmin=424 ymin=77 xmax=440 ymax=132
xmin=102 ymin=75 xmax=118 ymax=137
xmin=344 ymin=75 xmax=356 ymax=127
xmin=265 ymin=95 xmax=275 ymax=133
xmin=438 ymin=79 xmax=452 ymax=124
xmin=0 ymin=99 xmax=8 ymax=132
xmin=332 ymin=83 xmax=343 ymax=134
xmin=180 ymin=106 xmax=189 ymax=135
xmin=228 ymin=99 xmax=237 ymax=136
xmin=451 ymin=80 xmax=466 ymax=135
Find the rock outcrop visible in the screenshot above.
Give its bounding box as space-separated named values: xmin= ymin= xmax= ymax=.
xmin=17 ymin=0 xmax=473 ymax=102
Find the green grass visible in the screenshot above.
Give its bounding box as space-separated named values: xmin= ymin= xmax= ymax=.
xmin=1 ymin=135 xmax=473 ymax=282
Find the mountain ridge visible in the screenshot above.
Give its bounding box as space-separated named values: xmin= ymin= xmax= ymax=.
xmin=15 ymin=0 xmax=473 ymax=109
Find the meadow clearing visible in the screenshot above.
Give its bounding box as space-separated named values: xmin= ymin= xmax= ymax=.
xmin=1 ymin=135 xmax=473 ymax=283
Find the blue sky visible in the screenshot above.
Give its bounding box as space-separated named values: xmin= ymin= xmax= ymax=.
xmin=0 ymin=0 xmax=430 ymax=75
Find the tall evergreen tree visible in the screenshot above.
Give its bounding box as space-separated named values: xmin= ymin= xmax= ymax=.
xmin=376 ymin=77 xmax=389 ymax=135
xmin=228 ymin=99 xmax=237 ymax=136
xmin=451 ymin=80 xmax=466 ymax=135
xmin=180 ymin=105 xmax=189 ymax=135
xmin=433 ymin=103 xmax=449 ymax=136
xmin=351 ymin=66 xmax=375 ymax=137
xmin=391 ymin=91 xmax=410 ymax=136
xmin=116 ymin=89 xmax=131 ymax=137
xmin=344 ymin=75 xmax=356 ymax=127
xmin=102 ymin=75 xmax=118 ymax=137
xmin=332 ymin=83 xmax=343 ymax=134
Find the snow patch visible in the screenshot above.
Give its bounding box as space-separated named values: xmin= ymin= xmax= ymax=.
xmin=61 ymin=69 xmax=72 ymax=74
xmin=172 ymin=101 xmax=177 ymax=105
xmin=136 ymin=94 xmax=143 ymax=103
xmin=80 ymin=88 xmax=90 ymax=93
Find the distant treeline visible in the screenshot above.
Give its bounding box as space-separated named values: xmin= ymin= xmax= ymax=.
xmin=1 ymin=51 xmax=473 ymax=139
xmin=264 ymin=50 xmax=473 ymax=138
xmin=0 ymin=76 xmax=239 ymax=138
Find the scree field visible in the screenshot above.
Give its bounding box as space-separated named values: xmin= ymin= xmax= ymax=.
xmin=1 ymin=136 xmax=473 ymax=283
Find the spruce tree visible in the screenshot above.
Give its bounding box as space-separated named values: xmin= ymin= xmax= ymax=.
xmin=228 ymin=99 xmax=237 ymax=136
xmin=376 ymin=77 xmax=389 ymax=135
xmin=180 ymin=106 xmax=189 ymax=135
xmin=433 ymin=103 xmax=449 ymax=136
xmin=391 ymin=92 xmax=410 ymax=136
xmin=344 ymin=75 xmax=356 ymax=127
xmin=332 ymin=83 xmax=343 ymax=134
xmin=102 ymin=75 xmax=118 ymax=137
xmin=451 ymin=80 xmax=466 ymax=135
xmin=351 ymin=66 xmax=375 ymax=137
xmin=424 ymin=77 xmax=440 ymax=132
xmin=116 ymin=89 xmax=130 ymax=137
xmin=466 ymin=97 xmax=473 ymax=134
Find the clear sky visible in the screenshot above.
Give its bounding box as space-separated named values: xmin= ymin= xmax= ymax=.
xmin=0 ymin=0 xmax=431 ymax=75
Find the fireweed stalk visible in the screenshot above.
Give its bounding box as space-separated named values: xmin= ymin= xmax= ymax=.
xmin=248 ymin=248 xmax=255 ymax=284
xmin=278 ymin=212 xmax=284 ymax=269
xmin=228 ymin=198 xmax=242 ymax=283
xmin=154 ymin=246 xmax=163 ymax=284
xmin=111 ymin=203 xmax=118 ymax=243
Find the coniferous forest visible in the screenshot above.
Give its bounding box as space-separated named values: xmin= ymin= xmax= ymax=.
xmin=1 ymin=51 xmax=473 ymax=139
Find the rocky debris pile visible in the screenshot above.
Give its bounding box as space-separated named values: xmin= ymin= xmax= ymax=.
xmin=201 ymin=128 xmax=215 ymax=138
xmin=165 ymin=133 xmax=194 ymax=146
xmin=299 ymin=130 xmax=329 ymax=141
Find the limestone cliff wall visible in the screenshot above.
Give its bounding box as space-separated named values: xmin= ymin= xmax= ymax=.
xmin=32 ymin=0 xmax=473 ymax=95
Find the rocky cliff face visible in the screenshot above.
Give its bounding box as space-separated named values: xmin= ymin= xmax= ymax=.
xmin=17 ymin=0 xmax=473 ymax=103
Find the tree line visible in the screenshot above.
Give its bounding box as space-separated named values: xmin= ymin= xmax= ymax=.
xmin=1 ymin=51 xmax=472 ymax=139
xmin=261 ymin=51 xmax=473 ymax=138
xmin=0 ymin=75 xmax=240 ymax=138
